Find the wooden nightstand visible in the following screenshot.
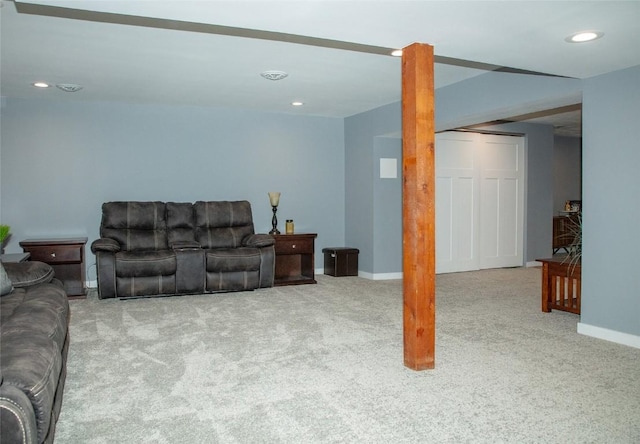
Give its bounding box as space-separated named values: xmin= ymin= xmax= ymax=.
xmin=20 ymin=237 xmax=88 ymax=299
xmin=273 ymin=233 xmax=317 ymax=286
xmin=0 ymin=253 xmax=30 ymax=263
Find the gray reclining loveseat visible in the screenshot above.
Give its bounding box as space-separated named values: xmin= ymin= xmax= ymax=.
xmin=1 ymin=261 xmax=69 ymax=444
xmin=91 ymin=201 xmax=275 ymax=299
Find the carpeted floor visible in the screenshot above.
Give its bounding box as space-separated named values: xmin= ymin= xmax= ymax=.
xmin=55 ymin=267 xmax=640 ymax=443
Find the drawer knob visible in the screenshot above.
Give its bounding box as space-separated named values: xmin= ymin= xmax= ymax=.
xmin=292 ymin=244 xmax=296 ymax=248
xmin=51 ymin=253 xmax=56 ymax=258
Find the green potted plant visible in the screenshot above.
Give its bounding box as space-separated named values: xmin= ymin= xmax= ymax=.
xmin=0 ymin=224 xmax=11 ymax=255
xmin=562 ymin=213 xmax=582 ymax=272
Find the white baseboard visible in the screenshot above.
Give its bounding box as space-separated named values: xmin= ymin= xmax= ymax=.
xmin=358 ymin=271 xmax=403 ymax=280
xmin=86 ymin=280 xmax=98 ymax=289
xmin=316 ymin=268 xmax=402 ymax=280
xmin=526 ymin=260 xmax=542 ymax=267
xmin=577 ymin=322 xmax=640 ymax=349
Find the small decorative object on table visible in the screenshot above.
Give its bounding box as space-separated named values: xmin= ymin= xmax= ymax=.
xmin=569 ymin=200 xmax=582 ymax=212
xmin=285 ymin=219 xmax=294 ymax=234
xmin=268 ymin=191 xmax=281 ymax=235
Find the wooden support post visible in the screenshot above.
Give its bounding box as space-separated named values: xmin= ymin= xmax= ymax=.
xmin=402 ymin=43 xmax=436 ymax=370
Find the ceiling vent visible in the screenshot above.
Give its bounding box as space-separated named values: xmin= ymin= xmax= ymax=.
xmin=56 ymin=83 xmax=83 ymax=92
xmin=260 ymin=70 xmax=288 ymax=81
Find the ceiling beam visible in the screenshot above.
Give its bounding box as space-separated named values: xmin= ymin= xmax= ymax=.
xmin=15 ymin=1 xmax=569 ymax=78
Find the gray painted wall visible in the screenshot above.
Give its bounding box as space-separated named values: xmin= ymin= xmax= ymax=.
xmin=581 ymin=65 xmax=640 ymax=338
xmin=553 ymin=136 xmax=582 ymax=214
xmin=343 ymin=109 xmax=374 ymax=273
xmin=373 ymin=136 xmax=402 ymax=274
xmin=344 ymin=101 xmax=401 ymax=275
xmin=435 ymin=71 xmax=583 ymax=132
xmin=0 ymin=98 xmax=345 ymax=277
xmin=520 ymin=124 xmax=556 ymax=263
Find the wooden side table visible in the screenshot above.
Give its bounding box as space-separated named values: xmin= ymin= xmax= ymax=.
xmin=273 ymin=233 xmax=317 ymax=286
xmin=0 ymin=253 xmax=31 ymax=263
xmin=20 ymin=237 xmax=88 ymax=299
xmin=537 ymin=256 xmax=581 ymax=314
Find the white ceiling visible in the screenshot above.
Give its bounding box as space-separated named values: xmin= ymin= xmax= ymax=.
xmin=2 ymin=1 xmax=639 ymax=137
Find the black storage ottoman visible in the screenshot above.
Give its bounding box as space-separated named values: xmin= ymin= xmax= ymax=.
xmin=322 ymin=247 xmax=359 ymax=277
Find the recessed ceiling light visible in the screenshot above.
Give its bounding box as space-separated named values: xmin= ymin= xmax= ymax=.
xmin=260 ymin=70 xmax=288 ymax=81
xmin=565 ymin=31 xmax=604 ymax=43
xmin=391 ymin=49 xmax=403 ymax=57
xmin=56 ymin=83 xmax=83 ymax=92
xmin=291 ymin=101 xmax=304 ymax=107
xmin=32 ymin=82 xmax=50 ymax=88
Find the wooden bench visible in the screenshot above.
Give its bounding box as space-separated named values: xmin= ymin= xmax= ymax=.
xmin=537 ymin=257 xmax=581 ymax=315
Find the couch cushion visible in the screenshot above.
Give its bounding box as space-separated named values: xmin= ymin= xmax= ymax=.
xmin=115 ymin=250 xmax=177 ymax=277
xmin=0 ymin=283 xmax=69 ymax=352
xmin=205 ymin=248 xmax=262 ymax=272
xmin=166 ymin=202 xmax=197 ymax=245
xmin=101 ymin=201 xmax=168 ymax=251
xmin=3 ymin=261 xmax=54 ymax=288
xmin=116 ymin=275 xmax=177 ymax=298
xmin=194 ymin=201 xmax=255 ymax=249
xmin=206 ymin=270 xmax=260 ymax=292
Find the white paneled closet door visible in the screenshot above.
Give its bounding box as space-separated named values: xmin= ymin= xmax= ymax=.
xmin=435 ymin=132 xmax=524 ymax=274
xmin=478 ymin=134 xmax=524 ymax=269
xmin=435 ymin=133 xmax=480 ymax=273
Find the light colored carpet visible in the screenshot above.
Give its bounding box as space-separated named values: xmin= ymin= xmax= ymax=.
xmin=56 ymin=268 xmax=640 ymax=443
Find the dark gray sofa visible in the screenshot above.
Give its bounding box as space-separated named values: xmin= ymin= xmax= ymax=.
xmin=0 ymin=261 xmax=70 ymax=444
xmin=91 ymin=200 xmax=275 ymax=299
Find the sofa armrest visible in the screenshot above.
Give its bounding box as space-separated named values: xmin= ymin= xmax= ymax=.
xmin=91 ymin=238 xmax=120 ymax=254
xmin=3 ymin=262 xmax=54 ymax=288
xmin=243 ymin=234 xmax=275 ymax=248
xmin=170 ymin=241 xmax=201 ymax=250
xmin=91 ymin=238 xmax=119 ymax=299
xmin=0 ymin=381 xmax=38 ymax=444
